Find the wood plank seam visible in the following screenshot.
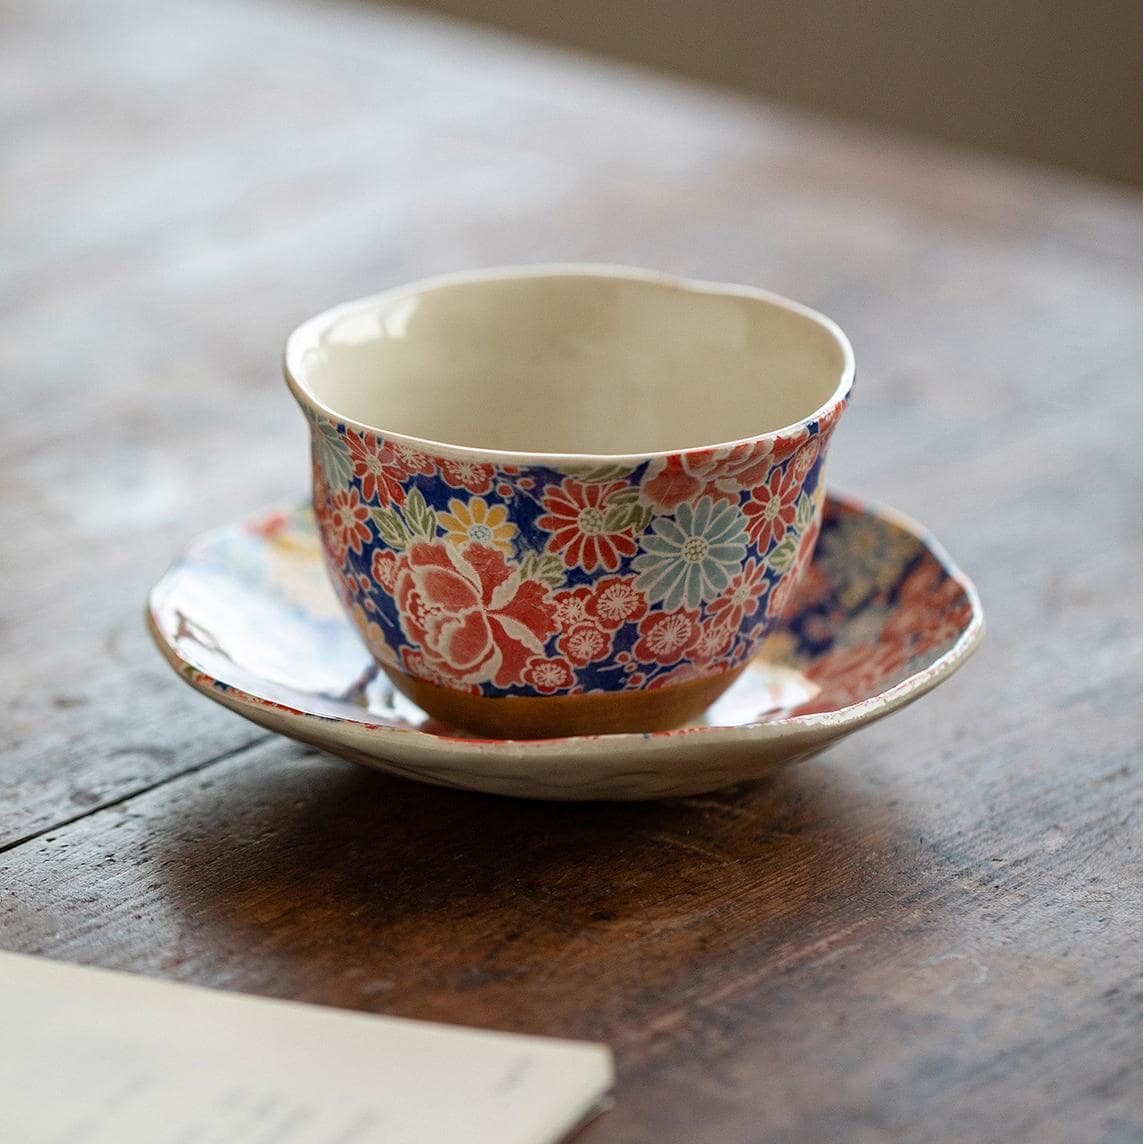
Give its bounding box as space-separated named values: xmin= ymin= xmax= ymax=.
xmin=0 ymin=733 xmax=275 ymax=857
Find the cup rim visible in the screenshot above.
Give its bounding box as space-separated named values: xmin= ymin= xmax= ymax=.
xmin=283 ymin=263 xmax=855 ymax=466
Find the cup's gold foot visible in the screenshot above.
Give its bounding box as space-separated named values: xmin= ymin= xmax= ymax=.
xmin=384 ymin=666 xmax=747 ymax=740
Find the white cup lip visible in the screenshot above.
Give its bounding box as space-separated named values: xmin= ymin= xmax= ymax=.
xmin=283 ymin=263 xmax=855 ymax=466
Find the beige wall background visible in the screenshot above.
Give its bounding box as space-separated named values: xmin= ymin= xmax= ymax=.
xmin=392 ymin=0 xmax=1141 ymax=185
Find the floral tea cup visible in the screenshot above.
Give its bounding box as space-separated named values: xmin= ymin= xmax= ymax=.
xmin=284 ymin=265 xmax=854 ymax=738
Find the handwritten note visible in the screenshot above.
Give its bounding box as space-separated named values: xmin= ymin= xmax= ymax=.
xmin=0 ymin=952 xmax=612 ymax=1144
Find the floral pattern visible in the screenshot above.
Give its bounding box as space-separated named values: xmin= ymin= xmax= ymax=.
xmin=437 ymin=496 xmax=516 ymax=554
xmin=308 ymin=398 xmax=848 ymax=698
xmin=632 ymin=497 xmax=748 ymax=610
xmin=393 ymin=540 xmax=557 ymax=687
xmin=536 ymin=478 xmax=639 ymax=572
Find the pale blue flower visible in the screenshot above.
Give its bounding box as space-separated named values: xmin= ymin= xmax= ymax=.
xmin=633 ymin=497 xmax=748 ymax=611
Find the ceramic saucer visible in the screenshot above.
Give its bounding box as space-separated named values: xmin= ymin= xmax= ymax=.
xmin=147 ymin=494 xmax=983 ymax=800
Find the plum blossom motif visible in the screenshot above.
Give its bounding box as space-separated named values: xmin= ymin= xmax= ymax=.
xmin=587 ymin=576 xmax=648 ymax=629
xmin=632 ymin=497 xmax=748 ymax=611
xmin=521 ymin=657 xmax=576 ymax=694
xmin=440 ymin=459 xmax=495 ymax=494
xmin=394 ymin=541 xmax=557 ymax=687
xmin=551 ymin=586 xmax=593 ymax=628
xmin=632 ymin=608 xmax=700 ymax=665
xmin=556 ymin=623 xmax=614 ymax=667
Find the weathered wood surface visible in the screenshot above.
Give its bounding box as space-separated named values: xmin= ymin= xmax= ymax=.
xmin=1 ymin=0 xmax=1140 ymax=1140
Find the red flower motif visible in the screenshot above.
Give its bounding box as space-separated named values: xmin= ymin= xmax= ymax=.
xmin=770 ymin=426 xmax=810 ymax=464
xmin=394 ymin=541 xmax=558 ymax=687
xmin=707 ymin=559 xmax=769 ymax=631
xmin=790 ymin=438 xmax=821 ymax=482
xmin=400 ymin=647 xmax=480 ymax=694
xmin=557 ymin=622 xmax=614 ymax=667
xmin=536 ymin=479 xmax=637 ymax=572
xmin=326 ymin=487 xmax=371 ymax=561
xmin=342 ymin=429 xmax=406 ymax=507
xmin=587 ymin=576 xmax=648 ymax=630
xmin=744 ymin=466 xmax=801 ymax=552
xmin=522 ymin=656 xmax=576 ymax=694
xmin=551 ymin=586 xmax=594 ymax=628
xmin=638 ymin=440 xmax=775 ymax=512
xmin=370 ymin=548 xmax=399 ymax=591
xmin=390 ymin=444 xmax=436 ymax=477
xmin=632 ymin=608 xmax=700 ymax=665
xmin=691 ymin=622 xmax=735 ymax=664
xmin=440 ymin=459 xmax=495 ymax=494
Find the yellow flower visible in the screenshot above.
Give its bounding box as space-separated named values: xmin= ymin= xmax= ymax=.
xmin=437 ymin=497 xmax=516 ymax=555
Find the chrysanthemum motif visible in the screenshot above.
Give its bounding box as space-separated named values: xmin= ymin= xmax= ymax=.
xmin=436 ymin=497 xmax=516 ymax=555
xmin=632 ymin=497 xmax=748 ymax=611
xmin=536 ymin=479 xmax=638 ymax=573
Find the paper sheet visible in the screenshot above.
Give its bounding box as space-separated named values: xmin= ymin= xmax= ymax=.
xmin=0 ymin=952 xmax=613 ymax=1144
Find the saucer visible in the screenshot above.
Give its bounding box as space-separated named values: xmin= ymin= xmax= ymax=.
xmin=147 ymin=494 xmax=983 ymax=800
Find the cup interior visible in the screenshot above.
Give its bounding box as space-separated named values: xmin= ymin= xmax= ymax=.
xmin=285 ymin=267 xmax=852 ymax=457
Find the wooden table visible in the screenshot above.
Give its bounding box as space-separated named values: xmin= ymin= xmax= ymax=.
xmin=2 ymin=1 xmax=1140 ymax=1139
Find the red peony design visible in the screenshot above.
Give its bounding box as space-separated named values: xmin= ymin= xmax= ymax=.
xmin=521 ymin=656 xmax=576 ymax=694
xmin=401 ymin=647 xmax=480 ymax=693
xmin=537 ymin=479 xmax=638 ymax=572
xmin=440 ymin=459 xmax=495 ymax=494
xmin=638 ymin=440 xmax=775 ymax=512
xmin=587 ymin=576 xmax=648 ymax=629
xmin=557 ymin=622 xmax=614 ymax=667
xmin=343 ymin=429 xmax=405 ymax=507
xmin=632 ymin=607 xmax=700 ymax=665
xmin=326 ymin=487 xmax=371 ymax=561
xmin=707 ymin=559 xmax=769 ymax=632
xmin=370 ymin=548 xmax=399 ymax=591
xmin=744 ymin=466 xmax=801 ymax=551
xmin=394 ymin=541 xmax=558 ymax=687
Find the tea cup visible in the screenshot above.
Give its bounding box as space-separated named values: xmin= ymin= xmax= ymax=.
xmin=284 ymin=265 xmax=854 ymax=738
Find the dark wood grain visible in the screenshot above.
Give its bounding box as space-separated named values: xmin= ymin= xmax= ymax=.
xmin=1 ymin=0 xmax=1139 ymax=1140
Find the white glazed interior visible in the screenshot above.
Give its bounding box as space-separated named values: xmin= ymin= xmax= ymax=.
xmin=284 ymin=266 xmax=854 ymax=459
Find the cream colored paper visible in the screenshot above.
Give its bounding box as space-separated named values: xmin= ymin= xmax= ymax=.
xmin=0 ymin=952 xmax=613 ymax=1144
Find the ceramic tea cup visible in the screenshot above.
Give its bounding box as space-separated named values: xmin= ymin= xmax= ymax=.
xmin=284 ymin=265 xmax=854 ymax=738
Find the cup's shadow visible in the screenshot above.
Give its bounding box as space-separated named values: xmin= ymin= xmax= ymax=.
xmin=156 ymin=742 xmax=917 ymax=1037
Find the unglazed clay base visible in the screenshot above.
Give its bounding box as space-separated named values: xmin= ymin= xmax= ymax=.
xmin=385 ymin=666 xmax=748 ymax=739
